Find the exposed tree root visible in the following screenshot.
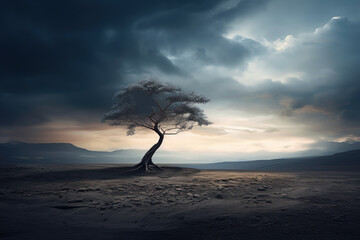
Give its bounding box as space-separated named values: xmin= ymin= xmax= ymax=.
xmin=148 ymin=159 xmax=163 ymax=170
xmin=128 ymin=159 xmax=162 ymax=174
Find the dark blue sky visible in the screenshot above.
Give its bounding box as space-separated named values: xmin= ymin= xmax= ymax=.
xmin=1 ymin=0 xmax=360 ymax=158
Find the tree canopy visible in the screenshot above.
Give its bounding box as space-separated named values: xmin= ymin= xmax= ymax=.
xmin=103 ymin=80 xmax=212 ymax=135
xmin=102 ymin=79 xmax=212 ymax=172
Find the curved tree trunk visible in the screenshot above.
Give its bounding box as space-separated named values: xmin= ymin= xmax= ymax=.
xmin=132 ymin=126 xmax=164 ymax=172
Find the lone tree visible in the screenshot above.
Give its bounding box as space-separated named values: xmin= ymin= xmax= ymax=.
xmin=102 ymin=80 xmax=212 ymax=172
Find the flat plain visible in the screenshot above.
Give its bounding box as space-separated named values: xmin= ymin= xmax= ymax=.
xmin=1 ymin=165 xmax=360 ymax=240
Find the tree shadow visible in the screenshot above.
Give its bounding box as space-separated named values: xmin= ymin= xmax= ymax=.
xmin=6 ymin=166 xmax=200 ymax=182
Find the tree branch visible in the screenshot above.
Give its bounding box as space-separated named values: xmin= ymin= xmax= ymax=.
xmin=164 ymin=129 xmax=185 ymax=135
xmin=128 ymin=117 xmax=153 ymax=130
xmin=149 ymin=112 xmax=156 ymax=124
xmin=151 ymin=95 xmax=163 ymax=111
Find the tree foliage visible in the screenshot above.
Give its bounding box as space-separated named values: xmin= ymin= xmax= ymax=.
xmin=102 ymin=80 xmax=212 ymax=136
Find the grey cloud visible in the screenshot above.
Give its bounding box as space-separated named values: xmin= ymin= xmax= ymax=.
xmin=198 ymin=17 xmax=360 ymax=126
xmin=230 ymin=0 xmax=360 ymax=41
xmin=214 ymin=0 xmax=269 ymax=24
xmin=171 ymin=16 xmax=360 ymax=144
xmin=276 ymin=18 xmax=360 ymax=122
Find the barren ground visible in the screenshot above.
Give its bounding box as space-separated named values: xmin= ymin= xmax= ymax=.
xmin=1 ymin=165 xmax=360 ymax=239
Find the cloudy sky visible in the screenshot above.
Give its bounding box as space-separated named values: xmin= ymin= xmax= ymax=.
xmin=1 ymin=0 xmax=360 ymax=161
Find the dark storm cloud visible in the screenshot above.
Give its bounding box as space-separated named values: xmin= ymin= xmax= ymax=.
xmin=0 ymin=93 xmax=49 ymax=126
xmin=0 ymin=0 xmax=268 ymax=127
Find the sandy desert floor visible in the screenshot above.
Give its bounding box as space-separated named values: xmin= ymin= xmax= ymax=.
xmin=1 ymin=165 xmax=360 ymax=240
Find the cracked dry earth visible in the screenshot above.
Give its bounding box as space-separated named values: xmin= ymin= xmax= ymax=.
xmin=1 ymin=165 xmax=360 ymax=240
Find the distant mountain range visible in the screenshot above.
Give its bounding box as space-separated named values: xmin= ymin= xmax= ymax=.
xmin=180 ymin=149 xmax=360 ymax=171
xmin=0 ymin=142 xmax=143 ymax=164
xmin=0 ymin=142 xmax=209 ymax=164
xmin=0 ymin=142 xmax=359 ymax=171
